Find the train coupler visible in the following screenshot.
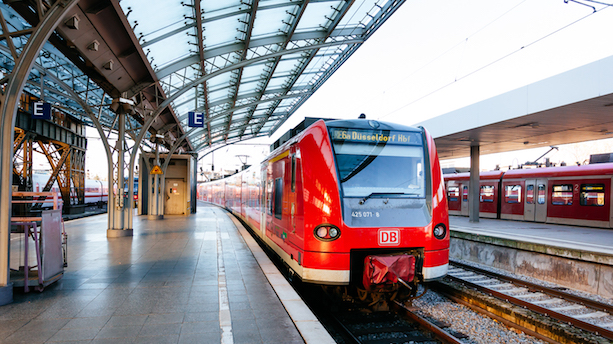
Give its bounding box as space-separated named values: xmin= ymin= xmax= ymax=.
xmin=362 ymin=254 xmax=416 ymax=292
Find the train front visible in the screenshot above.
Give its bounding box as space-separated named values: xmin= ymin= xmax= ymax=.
xmin=300 ymin=119 xmax=449 ymax=295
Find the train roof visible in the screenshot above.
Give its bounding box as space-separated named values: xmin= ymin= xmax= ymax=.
xmin=503 ymin=163 xmax=613 ymax=179
xmin=270 ymin=117 xmax=423 ymax=153
xmin=443 ymin=170 xmax=504 ymax=181
xmin=325 ymin=119 xmax=422 ymax=132
xmin=443 ymin=163 xmax=613 ymax=181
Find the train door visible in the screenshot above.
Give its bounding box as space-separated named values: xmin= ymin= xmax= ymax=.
xmin=260 ymin=166 xmax=267 ymax=236
xmin=289 ymin=146 xmax=297 ymax=238
xmin=535 ymin=179 xmax=548 ymax=222
xmin=446 ymin=183 xmax=461 ymax=213
xmin=265 ymin=171 xmax=274 ymax=237
xmin=524 ymin=179 xmax=536 ymax=221
xmin=241 ymin=177 xmax=248 ymax=218
xmin=461 ymin=183 xmax=469 ymax=216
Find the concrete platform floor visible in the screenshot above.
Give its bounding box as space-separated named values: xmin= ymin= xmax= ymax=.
xmin=0 ymin=203 xmax=325 ymax=343
xmin=450 ymin=215 xmax=613 ymax=255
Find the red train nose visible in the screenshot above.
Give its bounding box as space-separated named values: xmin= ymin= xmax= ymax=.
xmin=363 ymin=254 xmax=415 ymax=291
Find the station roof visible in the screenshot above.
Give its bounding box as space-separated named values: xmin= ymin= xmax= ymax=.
xmin=118 ymin=0 xmax=404 ymax=152
xmin=1 ymin=0 xmax=404 ymax=155
xmin=416 ymin=55 xmax=613 ymax=160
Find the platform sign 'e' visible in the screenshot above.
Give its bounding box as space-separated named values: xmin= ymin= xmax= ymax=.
xmin=32 ymin=102 xmax=51 ymax=120
xmin=188 ymin=112 xmax=204 ymax=127
xmin=378 ymin=229 xmax=400 ymax=246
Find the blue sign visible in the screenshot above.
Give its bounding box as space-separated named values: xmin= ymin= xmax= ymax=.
xmin=188 ymin=111 xmax=204 ymax=127
xmin=32 ymin=102 xmax=51 ymax=120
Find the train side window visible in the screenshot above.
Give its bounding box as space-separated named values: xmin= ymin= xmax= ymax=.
xmin=526 ymin=185 xmax=534 ymax=204
xmin=551 ymin=184 xmax=573 ymax=205
xmin=462 ymin=186 xmax=468 ymax=201
xmin=504 ymin=185 xmax=522 ymax=203
xmin=274 ymin=178 xmax=283 ymax=219
xmin=580 ymin=184 xmax=605 ymax=206
xmin=480 ymin=185 xmax=494 ymax=202
xmin=291 ymin=155 xmax=296 ymax=193
xmin=537 ymin=185 xmax=546 ymax=204
xmin=447 ymin=186 xmax=459 ymax=201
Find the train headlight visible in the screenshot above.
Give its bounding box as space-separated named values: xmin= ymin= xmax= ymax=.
xmin=329 ymin=227 xmax=339 ymax=238
xmin=316 ymin=227 xmax=328 ymax=238
xmin=433 ymin=224 xmax=447 ymax=240
xmin=314 ymin=224 xmax=341 ymax=241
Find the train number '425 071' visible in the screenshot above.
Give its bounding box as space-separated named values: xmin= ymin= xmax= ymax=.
xmin=351 ymin=211 xmax=380 ymax=218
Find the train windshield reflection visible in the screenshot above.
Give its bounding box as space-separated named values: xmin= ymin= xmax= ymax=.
xmin=330 ymin=129 xmax=425 ymax=198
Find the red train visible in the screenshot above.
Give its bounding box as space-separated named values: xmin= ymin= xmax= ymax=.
xmin=444 ymin=163 xmax=613 ymax=228
xmin=198 ymin=118 xmax=449 ymax=296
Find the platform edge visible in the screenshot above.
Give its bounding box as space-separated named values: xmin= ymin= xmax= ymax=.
xmin=229 ymin=215 xmax=336 ymax=344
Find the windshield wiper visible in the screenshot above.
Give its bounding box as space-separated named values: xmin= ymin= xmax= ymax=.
xmin=359 ymin=192 xmax=406 ymax=205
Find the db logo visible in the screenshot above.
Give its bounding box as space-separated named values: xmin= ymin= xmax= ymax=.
xmin=378 ymin=229 xmax=400 ymax=246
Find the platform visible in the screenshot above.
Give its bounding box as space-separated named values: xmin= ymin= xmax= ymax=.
xmin=0 ymin=203 xmax=333 ymax=343
xmin=449 ymin=216 xmax=613 ymax=299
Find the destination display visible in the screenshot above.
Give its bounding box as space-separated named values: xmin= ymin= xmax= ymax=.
xmin=330 ymin=128 xmax=421 ymax=145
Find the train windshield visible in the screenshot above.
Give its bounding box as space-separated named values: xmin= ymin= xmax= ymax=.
xmin=329 ymin=128 xmax=425 ymax=198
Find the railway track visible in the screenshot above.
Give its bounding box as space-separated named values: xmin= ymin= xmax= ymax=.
xmin=444 ymin=260 xmax=613 ymax=342
xmin=330 ymin=300 xmax=467 ymax=344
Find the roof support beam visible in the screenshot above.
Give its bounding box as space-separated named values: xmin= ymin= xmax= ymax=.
xmin=156 ymin=27 xmax=364 ymax=79
xmin=128 ymin=38 xmax=365 ymax=182
xmin=255 ymin=0 xmax=355 ymax=136
xmin=180 ymin=93 xmax=304 ymax=130
xmin=194 ymin=133 xmax=269 ymax=158
xmin=225 ymin=0 xmax=259 ymax=142
xmin=269 ymin=0 xmax=406 ymax=134
xmin=141 ymin=0 xmax=343 ymax=49
xmin=239 ymin=0 xmax=310 ymax=138
xmin=193 ymin=0 xmax=212 ymax=146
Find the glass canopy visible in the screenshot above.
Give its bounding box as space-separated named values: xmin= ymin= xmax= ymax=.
xmin=119 ymin=0 xmax=404 ymax=152
xmin=0 ymin=0 xmax=404 ymax=156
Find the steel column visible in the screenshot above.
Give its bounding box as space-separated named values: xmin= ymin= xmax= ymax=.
xmin=469 ymin=145 xmax=480 ymax=223
xmin=149 ymin=143 xmax=163 ymax=219
xmin=0 ymin=0 xmax=79 ymax=306
xmin=107 ymin=110 xmax=132 ymax=236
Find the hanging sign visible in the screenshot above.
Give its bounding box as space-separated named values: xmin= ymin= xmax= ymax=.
xmin=32 ymin=102 xmax=51 ymax=120
xmin=188 ymin=111 xmax=204 ymax=127
xmin=150 ymin=165 xmax=163 ymax=174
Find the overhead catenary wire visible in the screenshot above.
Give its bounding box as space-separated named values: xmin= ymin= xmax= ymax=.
xmin=378 ymin=3 xmax=610 ymax=120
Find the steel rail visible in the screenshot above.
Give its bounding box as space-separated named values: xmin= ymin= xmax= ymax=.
xmin=391 ymin=300 xmax=465 ymax=344
xmin=328 ymin=302 xmax=465 ymax=344
xmin=432 ymin=282 xmax=559 ymax=344
xmin=447 ymin=261 xmax=613 ymax=341
xmin=450 ymin=259 xmax=613 ymax=314
xmin=328 ymin=312 xmax=362 ymax=344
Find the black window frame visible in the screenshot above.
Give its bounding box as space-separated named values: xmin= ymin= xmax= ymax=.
xmin=580 ymin=183 xmax=605 ymax=207
xmin=291 ymin=155 xmax=296 ymax=193
xmin=274 ymin=177 xmax=283 ymax=219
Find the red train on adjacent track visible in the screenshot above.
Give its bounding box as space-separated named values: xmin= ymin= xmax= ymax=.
xmin=444 ymin=163 xmax=613 ymax=228
xmin=198 ymin=118 xmax=449 ymax=296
